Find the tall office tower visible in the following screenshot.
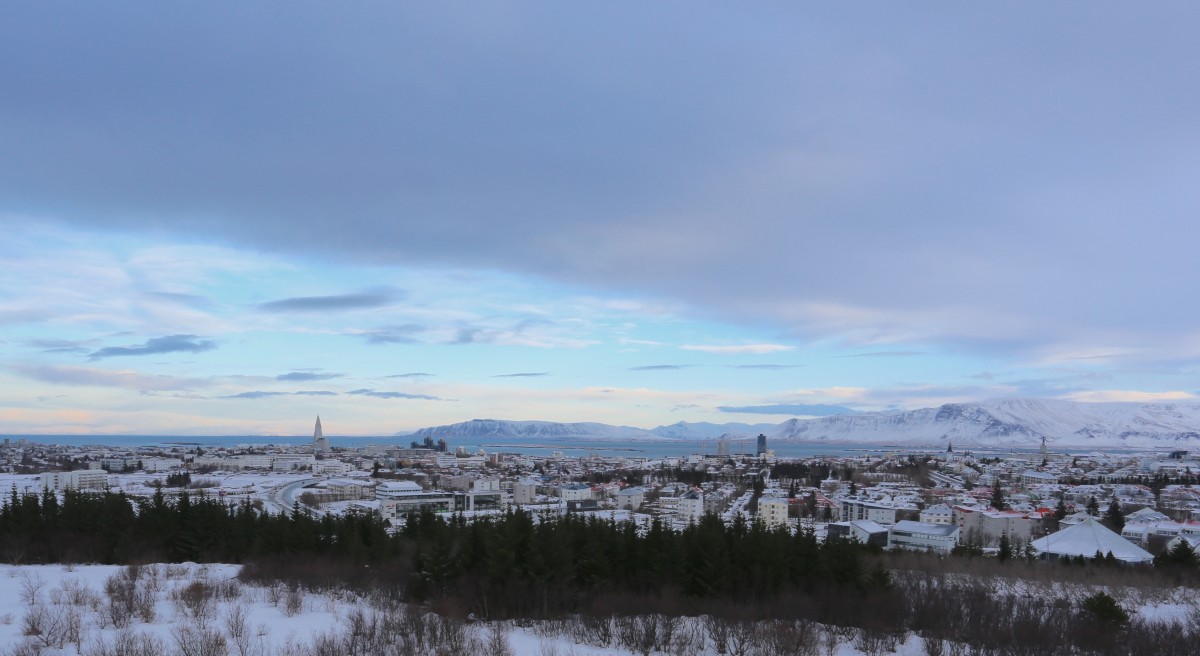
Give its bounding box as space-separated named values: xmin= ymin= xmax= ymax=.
xmin=756 ymin=433 xmax=767 ymax=457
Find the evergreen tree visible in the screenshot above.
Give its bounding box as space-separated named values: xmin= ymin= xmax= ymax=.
xmin=1054 ymin=497 xmax=1068 ymax=520
xmin=1103 ymin=498 xmax=1125 ymax=531
xmin=989 ymin=485 xmax=1007 ymax=511
xmin=997 ymin=533 xmax=1012 ymax=562
xmin=1086 ymin=496 xmax=1100 ymax=516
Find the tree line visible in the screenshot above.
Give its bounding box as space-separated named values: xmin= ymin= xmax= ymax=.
xmin=1 ymin=486 xmax=890 ymax=621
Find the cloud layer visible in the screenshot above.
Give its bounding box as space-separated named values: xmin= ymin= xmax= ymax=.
xmin=89 ymin=335 xmax=216 ymax=360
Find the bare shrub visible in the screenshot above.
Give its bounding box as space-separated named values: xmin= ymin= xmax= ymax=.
xmin=207 ymin=578 xmax=242 ymax=602
xmin=760 ymin=619 xmax=820 ymax=656
xmin=855 ymin=628 xmax=899 ymax=656
xmin=537 ymin=640 xmax=560 ymax=656
xmin=284 ymin=585 xmax=304 ymax=617
xmin=570 ymin=614 xmax=613 ymax=647
xmin=3 ymin=640 xmax=45 ymax=656
xmin=224 ymin=603 xmax=249 ymax=640
xmin=172 ymin=624 xmax=229 ymax=656
xmin=173 ymin=580 xmax=216 ymax=623
xmin=104 ymin=565 xmax=156 ymax=628
xmin=83 ymin=629 xmax=166 ymax=656
xmin=670 ymin=619 xmax=707 ymax=656
xmin=704 ymin=614 xmax=734 ymax=655
xmin=727 ymin=620 xmax=759 ymax=656
xmin=483 ymin=622 xmax=514 ymax=656
xmin=265 ymin=583 xmax=286 ymax=607
xmin=19 ymin=572 xmax=44 ymax=605
xmin=21 ymin=603 xmax=80 ymax=649
xmin=615 ymin=615 xmax=660 ymax=656
xmin=923 ymin=636 xmax=946 ymax=656
xmin=165 ymin=565 xmax=191 ymax=580
xmin=432 ymin=614 xmax=472 ymax=655
xmin=54 ymin=577 xmax=98 ymax=607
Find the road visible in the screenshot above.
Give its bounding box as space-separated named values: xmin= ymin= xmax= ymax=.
xmin=265 ymin=477 xmax=317 ymax=516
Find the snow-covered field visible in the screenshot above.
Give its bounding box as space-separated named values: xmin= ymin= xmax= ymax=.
xmin=2 ymin=562 xmax=1197 ymax=655
xmin=0 ymin=563 xmax=933 ymax=656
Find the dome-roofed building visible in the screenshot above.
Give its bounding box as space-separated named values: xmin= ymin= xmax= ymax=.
xmin=1031 ymin=517 xmax=1153 ymax=564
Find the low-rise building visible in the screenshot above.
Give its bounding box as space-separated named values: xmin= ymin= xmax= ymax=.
xmin=889 ymin=520 xmax=960 ymax=554
xmin=840 ymin=497 xmax=897 ymax=525
xmin=615 ymin=487 xmax=644 ymax=511
xmin=758 ymin=498 xmax=789 ymax=529
xmin=41 ymin=470 xmax=108 ymax=491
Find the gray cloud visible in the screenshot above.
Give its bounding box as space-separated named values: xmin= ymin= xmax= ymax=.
xmin=451 ymin=328 xmax=489 ymax=345
xmin=221 ymin=389 xmax=338 ymax=399
xmin=386 ymin=372 xmax=434 ymax=378
xmin=718 ymin=404 xmax=859 ymax=416
xmin=361 ymin=324 xmax=424 ymax=345
xmin=837 ymin=351 xmax=925 ymax=359
xmin=492 ymin=372 xmax=550 ymax=378
xmin=348 ymin=388 xmax=441 ymax=400
xmin=221 ymin=391 xmax=289 ymax=399
xmin=0 ymin=309 xmax=53 ymax=326
xmin=276 ymin=371 xmax=343 ymax=382
xmin=630 ymin=364 xmax=693 ymax=371
xmin=4 ymin=5 xmax=1200 ymax=360
xmin=731 ymin=364 xmax=804 ymax=370
xmin=89 ymin=335 xmax=216 ymax=360
xmin=12 ymin=364 xmax=209 ymax=391
xmin=25 ymin=338 xmax=94 ymax=354
xmin=258 ymin=290 xmax=399 ymax=313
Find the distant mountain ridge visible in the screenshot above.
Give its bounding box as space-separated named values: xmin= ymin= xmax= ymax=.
xmin=397 ymin=399 xmax=1200 ymax=448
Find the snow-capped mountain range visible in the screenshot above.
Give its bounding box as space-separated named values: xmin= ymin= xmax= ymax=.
xmin=398 ymin=399 xmax=1200 ymax=449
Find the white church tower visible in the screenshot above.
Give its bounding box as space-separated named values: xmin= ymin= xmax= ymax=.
xmin=313 ymin=415 xmax=330 ymax=452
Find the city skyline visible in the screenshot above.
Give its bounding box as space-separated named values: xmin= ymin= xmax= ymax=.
xmin=3 ymin=4 xmax=1200 ymax=435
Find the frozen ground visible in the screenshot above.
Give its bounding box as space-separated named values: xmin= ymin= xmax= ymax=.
xmin=1 ymin=562 xmax=1197 ymax=655
xmin=0 ymin=562 xmax=932 ymax=655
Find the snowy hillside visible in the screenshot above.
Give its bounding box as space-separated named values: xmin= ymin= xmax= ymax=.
xmin=401 ymin=399 xmax=1200 ymax=449
xmin=771 ymin=398 xmax=1200 ymax=448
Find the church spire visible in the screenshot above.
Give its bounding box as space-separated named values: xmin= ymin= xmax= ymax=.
xmin=313 ymin=416 xmax=329 ymax=452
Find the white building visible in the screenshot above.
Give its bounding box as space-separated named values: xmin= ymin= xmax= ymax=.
xmin=615 ymin=487 xmax=644 ymax=511
xmin=271 ymin=454 xmax=315 ymax=471
xmin=41 ymin=470 xmax=108 ymax=491
xmin=677 ymin=489 xmax=705 ymax=522
xmin=559 ymin=483 xmax=593 ymax=502
xmin=919 ymin=503 xmax=954 ymax=525
xmin=1031 ymin=517 xmax=1153 ymax=564
xmin=840 ymin=498 xmax=897 ymax=525
xmin=512 ymin=480 xmax=539 ymax=505
xmin=312 ymin=460 xmax=350 ymax=475
xmin=758 ymin=498 xmax=790 ymax=529
xmin=888 ymin=520 xmax=960 ymax=554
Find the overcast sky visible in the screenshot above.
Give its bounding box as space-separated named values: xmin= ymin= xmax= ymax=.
xmin=3 ymin=3 xmax=1199 ymax=435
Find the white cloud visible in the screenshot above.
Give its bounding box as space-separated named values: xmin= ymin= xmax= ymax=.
xmin=1061 ymin=390 xmax=1198 ymax=403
